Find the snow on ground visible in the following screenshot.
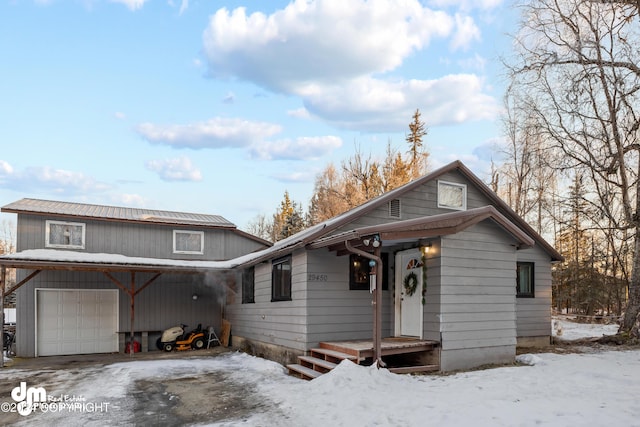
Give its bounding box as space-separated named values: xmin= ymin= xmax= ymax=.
xmin=552 ymin=317 xmax=620 ymax=341
xmin=1 ymin=320 xmax=638 ymax=426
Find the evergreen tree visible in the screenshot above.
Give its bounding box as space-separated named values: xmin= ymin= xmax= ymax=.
xmin=405 ymin=109 xmax=428 ymax=178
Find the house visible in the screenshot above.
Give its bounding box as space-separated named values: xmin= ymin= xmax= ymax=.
xmin=223 ymin=160 xmax=562 ymax=373
xmin=0 ymin=160 xmax=561 ymax=373
xmin=0 ymin=199 xmax=270 ymax=357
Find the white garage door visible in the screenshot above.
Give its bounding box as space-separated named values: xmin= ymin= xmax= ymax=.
xmin=36 ymin=289 xmax=118 ymax=356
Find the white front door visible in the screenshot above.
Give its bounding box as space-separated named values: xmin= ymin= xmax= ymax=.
xmin=395 ymin=249 xmax=423 ymax=337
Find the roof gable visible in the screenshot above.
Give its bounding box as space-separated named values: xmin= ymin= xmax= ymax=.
xmin=232 ymin=160 xmax=562 ymax=265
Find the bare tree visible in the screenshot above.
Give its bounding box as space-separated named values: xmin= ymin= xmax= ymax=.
xmin=509 ymin=0 xmax=640 ymax=336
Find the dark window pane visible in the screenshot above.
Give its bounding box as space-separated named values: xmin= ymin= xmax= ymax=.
xmin=516 ymin=262 xmax=535 ymax=298
xmin=272 ymin=256 xmax=292 ymax=301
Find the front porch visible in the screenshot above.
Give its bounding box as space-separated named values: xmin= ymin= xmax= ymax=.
xmin=287 ymin=338 xmax=440 ymax=380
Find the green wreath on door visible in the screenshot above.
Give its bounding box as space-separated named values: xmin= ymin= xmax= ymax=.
xmin=403 ymin=271 xmax=419 ymax=297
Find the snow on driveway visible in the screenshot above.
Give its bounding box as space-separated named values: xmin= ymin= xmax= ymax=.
xmin=1 ymin=348 xmax=639 ymax=427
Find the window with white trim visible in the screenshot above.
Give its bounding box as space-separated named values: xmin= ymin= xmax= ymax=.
xmin=173 ymin=230 xmax=204 ymax=254
xmin=46 ymin=220 xmax=86 ymax=249
xmin=437 ymin=180 xmax=467 ymax=210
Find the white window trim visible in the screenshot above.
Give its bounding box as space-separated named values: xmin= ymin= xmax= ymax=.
xmin=437 ymin=180 xmax=467 ymax=211
xmin=45 ymin=220 xmax=86 ymax=249
xmin=173 ymin=230 xmax=204 ymax=254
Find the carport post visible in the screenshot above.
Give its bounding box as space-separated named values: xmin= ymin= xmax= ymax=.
xmin=130 ymin=272 xmax=135 ymax=358
xmin=1 ymin=266 xmax=5 ymax=368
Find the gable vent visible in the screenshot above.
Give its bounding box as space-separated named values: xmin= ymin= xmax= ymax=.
xmin=389 ymin=199 xmax=401 ymax=218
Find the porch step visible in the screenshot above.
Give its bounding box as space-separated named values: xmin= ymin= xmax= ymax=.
xmin=288 ymin=341 xmax=440 ymax=380
xmin=287 ymin=363 xmax=322 ymax=380
xmin=310 ymin=347 xmax=358 ymax=363
xmin=299 ymin=355 xmax=338 ymax=372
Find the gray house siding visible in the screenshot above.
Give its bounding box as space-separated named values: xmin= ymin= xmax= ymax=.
xmin=306 ymin=249 xmax=392 ymax=343
xmin=333 ymin=170 xmax=494 ymax=232
xmin=516 ymin=246 xmax=553 ymax=344
xmin=15 ymin=214 xmax=264 ymax=260
xmin=227 ymin=248 xmax=394 ymax=363
xmin=227 ymin=250 xmax=309 ymax=358
xmin=421 ymin=239 xmax=442 ymax=342
xmin=438 ymin=221 xmax=518 ymax=371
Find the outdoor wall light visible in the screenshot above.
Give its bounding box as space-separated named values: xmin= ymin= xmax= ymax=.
xmin=192 ymin=294 xmax=198 ymax=300
xmin=420 ymin=242 xmax=432 ymax=256
xmin=362 ymin=234 xmax=381 ymax=248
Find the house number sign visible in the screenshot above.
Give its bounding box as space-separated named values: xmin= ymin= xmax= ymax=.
xmin=308 ymin=274 xmax=329 ymax=282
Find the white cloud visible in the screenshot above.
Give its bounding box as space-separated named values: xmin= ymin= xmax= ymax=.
xmin=114 ymin=112 xmax=126 ymax=120
xmin=179 ymin=0 xmax=188 ymax=15
xmin=450 ymin=13 xmax=481 ymax=50
xmin=458 ymin=53 xmax=487 ymax=71
xmin=136 ymin=117 xmax=282 ymax=149
xmin=111 ymin=193 xmax=149 ymax=207
xmin=0 ymin=163 xmax=111 ymax=195
xmin=0 ymin=160 xmax=14 ymax=175
xmin=110 ymin=0 xmax=147 ymax=11
xmin=201 ymin=0 xmax=497 ymax=133
xmin=287 ymin=108 xmax=311 ymax=119
xmin=146 ymin=156 xmax=203 ymax=182
xmin=202 ymin=0 xmax=454 ymax=93
xmin=302 ymin=75 xmax=500 ymax=131
xmin=271 ymin=170 xmax=318 ymax=183
xmin=428 ymin=0 xmax=503 ymax=11
xmin=250 ymin=136 xmax=342 ymax=160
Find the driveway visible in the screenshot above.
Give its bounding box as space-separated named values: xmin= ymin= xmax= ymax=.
xmin=0 ymin=348 xmax=286 ymax=426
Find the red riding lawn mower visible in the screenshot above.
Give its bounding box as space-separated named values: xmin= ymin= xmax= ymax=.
xmin=156 ymin=323 xmax=206 ymax=352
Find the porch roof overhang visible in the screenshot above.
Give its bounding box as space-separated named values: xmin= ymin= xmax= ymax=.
xmin=308 ymin=205 xmax=536 ymax=252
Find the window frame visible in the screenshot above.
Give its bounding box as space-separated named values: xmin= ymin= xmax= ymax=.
xmin=516 ymin=262 xmax=535 ymax=298
xmin=242 ymin=267 xmax=255 ymax=304
xmin=349 ymin=253 xmax=389 ymax=291
xmin=437 ymin=180 xmax=467 ymax=211
xmin=45 ymin=220 xmax=86 ymax=249
xmin=271 ymin=255 xmax=292 ymax=302
xmin=172 ymin=230 xmax=204 ymax=255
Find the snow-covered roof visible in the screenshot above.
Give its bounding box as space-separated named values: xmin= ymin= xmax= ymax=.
xmin=0 ymin=249 xmax=234 ymax=273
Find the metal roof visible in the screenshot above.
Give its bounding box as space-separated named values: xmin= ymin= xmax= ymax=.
xmin=1 ymin=198 xmax=236 ymax=228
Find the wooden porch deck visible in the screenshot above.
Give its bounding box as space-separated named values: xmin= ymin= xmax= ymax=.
xmin=287 ymin=338 xmax=440 ymax=380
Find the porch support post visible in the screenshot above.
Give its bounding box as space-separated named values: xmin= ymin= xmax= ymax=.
xmin=374 ymin=246 xmax=383 ymax=368
xmin=344 ymin=240 xmax=385 ymax=368
xmin=1 ymin=267 xmax=5 ymax=368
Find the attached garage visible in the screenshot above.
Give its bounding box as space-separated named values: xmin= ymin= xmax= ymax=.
xmin=36 ymin=289 xmax=118 ymax=356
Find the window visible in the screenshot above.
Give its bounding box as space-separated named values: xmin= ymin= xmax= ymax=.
xmin=173 ymin=230 xmax=204 ymax=254
xmin=516 ymin=262 xmax=535 ymax=298
xmin=272 ymin=256 xmax=292 ymax=301
xmin=437 ymin=180 xmax=467 ymax=211
xmin=389 ymin=199 xmax=401 ymax=218
xmin=46 ymin=220 xmax=85 ymax=249
xmin=242 ymin=267 xmax=255 ymax=304
xmin=349 ymin=253 xmax=389 ymax=291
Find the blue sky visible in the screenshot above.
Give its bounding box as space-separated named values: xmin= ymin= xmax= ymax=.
xmin=0 ymin=0 xmax=514 ymax=232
